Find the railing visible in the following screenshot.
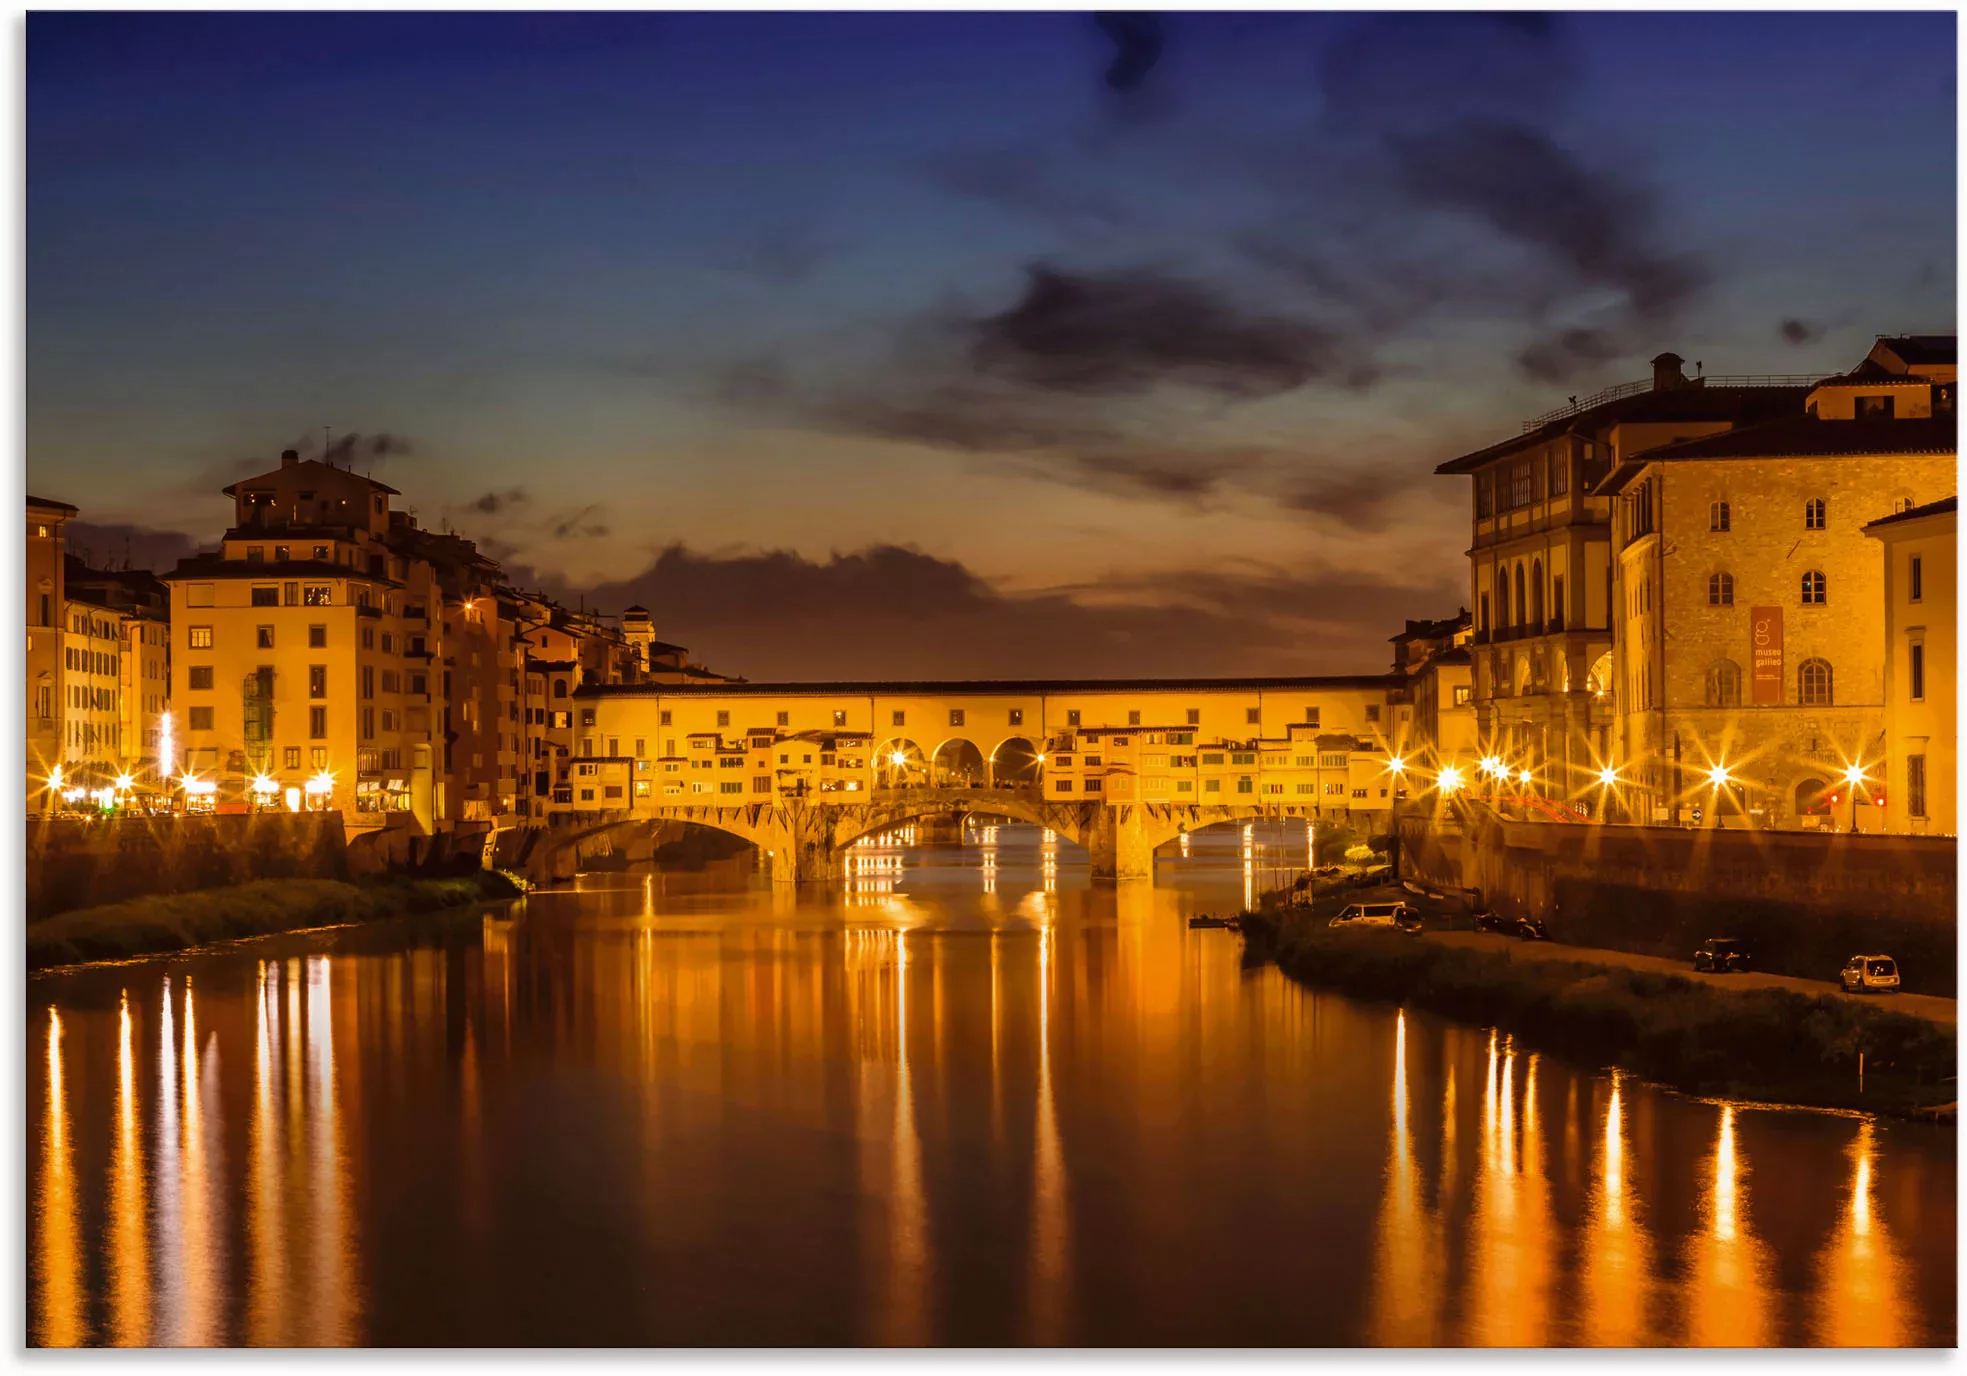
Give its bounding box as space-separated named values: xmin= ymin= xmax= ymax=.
xmin=1520 ymin=373 xmax=1824 ymax=432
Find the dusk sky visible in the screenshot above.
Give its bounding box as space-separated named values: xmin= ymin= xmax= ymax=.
xmin=28 ymin=10 xmax=1956 ymax=680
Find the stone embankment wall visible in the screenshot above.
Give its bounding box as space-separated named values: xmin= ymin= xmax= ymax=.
xmin=26 ymin=814 xmax=496 ymax=922
xmin=1400 ymin=812 xmax=1958 ymax=996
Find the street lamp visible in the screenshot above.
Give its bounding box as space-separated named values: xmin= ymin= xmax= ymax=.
xmin=1437 ymin=764 xmax=1464 ymax=795
xmin=1842 ymin=763 xmax=1867 ymax=834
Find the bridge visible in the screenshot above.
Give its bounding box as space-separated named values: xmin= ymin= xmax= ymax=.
xmin=524 ymin=674 xmax=1420 ymax=883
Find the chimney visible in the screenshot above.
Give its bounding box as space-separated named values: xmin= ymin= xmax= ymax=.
xmin=281 ymin=448 xmax=301 ymax=468
xmin=1650 ymin=352 xmax=1687 ymax=391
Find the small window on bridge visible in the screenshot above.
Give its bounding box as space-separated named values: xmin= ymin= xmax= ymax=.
xmin=1085 ymin=779 xmax=1103 ymax=792
xmin=949 ymin=709 xmax=965 ymax=727
xmin=660 ymin=710 xmax=672 ymax=726
xmin=1366 ymin=705 xmax=1382 ymax=723
xmin=892 ymin=710 xmax=906 ymax=727
xmin=1204 ymin=780 xmax=1221 ymax=793
xmin=1246 ymin=708 xmax=1261 ymax=725
xmin=1008 ymin=708 xmax=1023 ymax=726
xmin=717 ymin=710 xmax=731 ymax=727
xmin=1053 ymin=779 xmax=1074 ymax=792
xmin=1305 ymin=707 xmax=1321 ymax=727
xmin=1186 ymin=708 xmax=1200 ymax=725
xmin=834 ymin=710 xmax=848 ymax=727
xmin=777 ymin=711 xmax=789 ymax=726
xmin=1128 ymin=710 xmax=1141 ymax=725
xmin=1067 ymin=710 xmax=1081 ymax=726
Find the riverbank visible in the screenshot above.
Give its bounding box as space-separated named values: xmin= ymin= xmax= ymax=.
xmin=1240 ymin=900 xmax=1957 ymax=1120
xmin=26 ymin=871 xmax=522 ymax=972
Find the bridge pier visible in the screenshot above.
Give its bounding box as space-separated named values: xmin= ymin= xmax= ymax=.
xmin=1079 ymin=804 xmax=1161 ymax=881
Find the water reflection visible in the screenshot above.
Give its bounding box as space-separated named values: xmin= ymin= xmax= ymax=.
xmin=22 ymin=822 xmax=1957 ymax=1347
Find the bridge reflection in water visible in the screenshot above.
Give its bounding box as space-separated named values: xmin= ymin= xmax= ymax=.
xmin=25 ymin=823 xmax=1957 ymax=1346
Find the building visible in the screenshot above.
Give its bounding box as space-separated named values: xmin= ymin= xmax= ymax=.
xmin=1391 ymin=610 xmax=1476 ymax=776
xmin=1866 ymin=495 xmax=1956 ymax=835
xmin=64 ymin=557 xmax=172 ymax=776
xmin=26 ymin=496 xmax=77 ymax=807
xmin=1594 ymin=341 xmax=1956 ymax=827
xmin=1435 ymin=352 xmax=1847 ymax=815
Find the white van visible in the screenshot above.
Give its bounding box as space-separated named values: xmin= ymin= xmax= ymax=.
xmin=1329 ymin=902 xmax=1408 ymax=929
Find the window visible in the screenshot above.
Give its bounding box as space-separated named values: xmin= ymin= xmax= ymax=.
xmin=1550 ymin=450 xmax=1569 ymax=497
xmin=887 ymin=710 xmax=904 ymax=728
xmin=1910 ymin=641 xmax=1925 ymax=702
xmin=1908 ymin=754 xmax=1928 ymax=818
xmin=1798 ymin=658 xmax=1833 ymax=706
xmin=1366 ymin=705 xmax=1381 ymax=723
xmin=1708 ymin=572 xmax=1734 ymax=606
xmin=1008 ymin=708 xmax=1024 ymax=726
xmin=1053 ymin=779 xmax=1074 ymax=793
xmin=1551 ymin=576 xmax=1565 ymax=629
xmin=311 ymin=747 xmax=328 ymax=769
xmin=1245 ymin=707 xmax=1261 ymax=725
xmin=188 ymin=707 xmax=214 ymax=731
xmin=305 ymin=706 xmax=326 ymax=739
xmin=1510 ymin=459 xmax=1533 ymax=508
xmin=752 ymin=776 xmax=772 ymax=792
xmin=635 ymin=739 xmax=646 ymax=758
xmin=1804 ymin=498 xmax=1826 ymax=530
xmin=1476 ymin=470 xmax=1494 ymax=518
xmin=1479 ymin=592 xmax=1490 ymax=632
xmin=771 ymin=710 xmax=788 ymax=727
xmin=1910 ymin=555 xmax=1924 ymax=603
xmin=1894 ymin=496 xmax=1915 ymax=513
xmin=246 ymin=547 xmax=264 ymax=562
xmin=1304 ymin=707 xmax=1321 ymax=727
xmin=284 ymin=747 xmax=301 ymax=770
xmin=1709 ymin=501 xmax=1730 ymax=532
xmin=1856 ymin=394 xmax=1896 ymax=421
xmin=581 ymin=708 xmax=597 ymax=727
xmin=1127 ymin=709 xmax=1141 ymax=726
xmin=717 ymin=710 xmax=732 ymax=728
xmin=360 ymin=627 xmax=374 ymax=650
xmin=1801 ymin=570 xmax=1827 ymax=605
xmin=1453 ymin=685 xmax=1472 ymax=707
xmin=1705 ymin=660 xmax=1741 ymax=708
xmin=1186 ymin=708 xmax=1200 ymax=725
xmin=188 ymin=666 xmax=214 ymax=691
xmin=188 ymin=626 xmax=213 ymax=649
xmin=303 ymin=585 xmax=332 ymax=607
xmin=1514 ymin=564 xmax=1526 ymax=626
xmin=949 ymin=709 xmax=965 ymax=727
xmin=1067 ymin=710 xmax=1081 ymax=727
xmin=257 ymin=625 xmax=275 ymax=649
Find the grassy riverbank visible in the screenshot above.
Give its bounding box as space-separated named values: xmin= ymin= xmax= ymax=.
xmin=26 ymin=871 xmax=522 ymax=971
xmin=1241 ymin=905 xmax=1956 ymax=1119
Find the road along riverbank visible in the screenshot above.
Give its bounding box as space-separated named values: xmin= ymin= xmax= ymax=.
xmin=1239 ymin=894 xmax=1956 ymax=1121
xmin=26 ymin=871 xmax=521 ymax=972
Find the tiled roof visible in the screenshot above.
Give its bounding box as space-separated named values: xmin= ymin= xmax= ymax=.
xmin=1864 ymin=495 xmax=1958 ymax=530
xmin=1436 ymin=383 xmax=1812 ymax=474
xmin=1594 ymin=416 xmax=1956 ymax=494
xmin=580 ymin=673 xmax=1403 ymax=698
xmin=27 ymin=494 xmax=78 ymax=513
xmin=1877 ymin=335 xmax=1957 ymax=367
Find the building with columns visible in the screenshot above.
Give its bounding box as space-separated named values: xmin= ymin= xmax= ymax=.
xmin=1433 ymin=353 xmax=1817 ymax=813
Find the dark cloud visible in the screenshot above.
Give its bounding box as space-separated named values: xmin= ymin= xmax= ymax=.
xmin=1780 ymin=317 xmax=1823 ymax=345
xmin=470 ymin=486 xmax=529 ymax=515
xmin=519 ymin=541 xmax=1456 ymax=680
xmin=1516 ymin=327 xmax=1625 ymax=387
xmin=64 ymin=520 xmax=210 ymax=573
xmin=290 ymin=430 xmax=415 ymax=467
xmin=1094 ymin=13 xmax=1165 ymax=93
xmin=970 ymin=264 xmax=1343 ymax=398
xmin=550 ymin=504 xmax=609 ymax=540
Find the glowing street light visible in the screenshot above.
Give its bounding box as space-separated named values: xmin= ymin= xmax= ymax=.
xmin=1707 ymin=764 xmax=1732 ymax=788
xmin=113 ymin=772 xmax=135 ymax=794
xmin=1516 ymin=768 xmax=1532 ymax=786
xmin=305 ymin=770 xmax=336 ymax=799
xmin=46 ymin=764 xmax=62 ymax=793
xmin=1597 ymin=765 xmax=1620 ymax=789
xmin=889 ymin=750 xmax=907 ymax=768
xmin=1437 ymin=764 xmax=1464 ymax=795
xmin=158 ymin=711 xmax=174 ymax=781
xmin=1387 ymin=755 xmax=1406 ymax=777
xmin=1842 ymin=763 xmax=1868 ymax=788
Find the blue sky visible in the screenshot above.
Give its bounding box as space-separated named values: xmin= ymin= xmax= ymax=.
xmin=28 ymin=11 xmax=1957 ymax=677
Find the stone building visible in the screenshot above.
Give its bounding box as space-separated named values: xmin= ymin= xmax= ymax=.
xmin=1867 ymin=495 xmax=1956 ymax=835
xmin=64 ymin=558 xmax=172 ymax=776
xmin=1595 ymin=342 xmax=1956 ymax=827
xmin=1433 ymin=353 xmax=1817 ymax=805
xmin=1390 ymin=610 xmax=1475 ymax=775
xmin=26 ymin=495 xmax=76 ymax=808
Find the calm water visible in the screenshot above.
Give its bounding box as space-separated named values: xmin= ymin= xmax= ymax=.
xmin=26 ymin=822 xmax=1957 ymax=1347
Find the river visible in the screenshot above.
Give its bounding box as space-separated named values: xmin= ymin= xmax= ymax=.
xmin=26 ymin=821 xmax=1956 ymax=1346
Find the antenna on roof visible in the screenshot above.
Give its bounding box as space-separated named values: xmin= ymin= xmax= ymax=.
xmin=1696 ymin=360 xmax=1704 ymax=377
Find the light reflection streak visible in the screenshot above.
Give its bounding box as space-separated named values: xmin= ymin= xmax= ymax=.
xmin=1811 ymin=1120 xmax=1911 ymax=1346
xmin=883 ymin=931 xmax=928 ymax=1344
xmin=1681 ymin=1103 xmax=1771 ymax=1345
xmin=35 ymin=1008 xmax=82 ymax=1348
xmin=177 ymin=978 xmax=220 ymax=1346
xmin=1463 ymin=1034 xmax=1551 ymax=1345
xmin=109 ymin=993 xmax=152 ymax=1346
xmin=1369 ymin=1011 xmax=1440 ymax=1344
xmin=153 ymin=977 xmax=183 ymax=1341
xmin=1029 ymin=922 xmax=1068 ymax=1343
xmin=1577 ymin=1072 xmax=1654 ymax=1345
xmin=248 ymin=962 xmax=289 ymax=1344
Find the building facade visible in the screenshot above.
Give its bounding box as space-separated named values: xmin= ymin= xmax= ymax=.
xmin=1867 ymin=495 xmax=1956 ymax=835
xmin=1596 ymin=344 xmax=1956 ymax=827
xmin=26 ymin=496 xmax=76 ymax=806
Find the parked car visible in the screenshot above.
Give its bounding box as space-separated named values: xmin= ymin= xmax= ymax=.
xmin=1693 ymin=938 xmax=1754 ymax=974
xmin=1840 ymin=954 xmax=1902 ymax=994
xmin=1329 ymin=902 xmax=1412 ymax=930
xmin=1395 ymin=909 xmax=1425 ymax=935
xmin=1473 ymin=910 xmax=1512 ymax=935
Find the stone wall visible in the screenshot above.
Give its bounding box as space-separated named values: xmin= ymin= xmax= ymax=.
xmin=1401 ymin=812 xmax=1957 ymax=995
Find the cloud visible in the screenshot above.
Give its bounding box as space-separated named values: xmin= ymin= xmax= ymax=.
xmin=296 ymin=431 xmax=415 ymax=467
xmin=518 ymin=541 xmax=1458 ymax=681
xmin=1094 ymin=13 xmax=1165 ymax=93
xmin=969 ymin=264 xmax=1344 ymax=398
xmin=470 ymin=486 xmax=529 ymax=515
xmin=550 ymin=504 xmax=609 ymax=540
xmin=64 ymin=520 xmax=210 ymax=573
xmin=1780 ymin=317 xmax=1824 ymax=345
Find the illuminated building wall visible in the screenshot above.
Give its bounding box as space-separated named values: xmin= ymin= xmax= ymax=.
xmin=1867 ymin=496 xmax=1956 ymax=835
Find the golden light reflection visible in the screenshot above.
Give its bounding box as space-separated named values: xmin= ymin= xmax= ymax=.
xmin=154 ymin=978 xmax=183 ymax=1340
xmin=1811 ymin=1120 xmax=1912 ymax=1346
xmin=1463 ymin=1034 xmax=1552 ymax=1346
xmin=1029 ymin=923 xmax=1068 ymax=1343
xmin=35 ymin=1008 xmax=83 ymax=1348
xmin=1681 ymin=1104 xmax=1773 ymax=1345
xmin=306 ymin=956 xmax=358 ymax=1344
xmin=248 ymin=962 xmax=289 ymax=1345
xmin=109 ymin=993 xmax=152 ymax=1346
xmin=1577 ymin=1072 xmax=1655 ymax=1345
xmin=177 ymin=978 xmax=221 ymax=1347
xmin=1369 ymin=1011 xmax=1441 ymax=1345
xmin=882 ymin=931 xmax=928 ymax=1344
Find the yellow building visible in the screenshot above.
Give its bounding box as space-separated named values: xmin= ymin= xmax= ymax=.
xmin=1596 ymin=345 xmax=1956 ymax=828
xmin=26 ymin=495 xmax=76 ymax=807
xmin=1866 ymin=495 xmax=1955 ymax=835
xmin=1434 ymin=353 xmax=1815 ymax=805
xmin=1392 ymin=611 xmax=1477 ymax=776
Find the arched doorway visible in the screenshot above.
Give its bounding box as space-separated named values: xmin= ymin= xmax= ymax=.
xmin=876 ymin=738 xmax=926 ymax=788
xmin=1794 ymin=777 xmax=1832 ymax=824
xmin=989 ymin=736 xmax=1040 ymax=786
xmin=930 ymin=738 xmax=985 ymax=787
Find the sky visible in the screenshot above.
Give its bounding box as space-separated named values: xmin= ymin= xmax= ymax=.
xmin=27 ymin=10 xmax=1958 ymax=680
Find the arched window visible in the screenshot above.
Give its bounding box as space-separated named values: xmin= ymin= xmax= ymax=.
xmin=1798 ymin=658 xmax=1833 ymax=706
xmin=1894 ymin=495 xmax=1916 ymax=514
xmin=1530 ymin=559 xmax=1545 ymax=627
xmin=1495 ymin=577 xmax=1509 ymax=630
xmin=1800 ymin=570 xmax=1827 ymax=605
xmin=1710 ymin=500 xmax=1730 ymax=532
xmin=553 ymin=679 xmax=568 ymax=699
xmin=1708 ymin=572 xmax=1734 ymax=606
xmin=1552 ymin=575 xmax=1565 ymax=630
xmin=1804 ymin=498 xmax=1826 ymax=530
xmin=1706 ymin=660 xmax=1741 ymax=707
xmin=1514 ymin=564 xmax=1526 ymax=627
